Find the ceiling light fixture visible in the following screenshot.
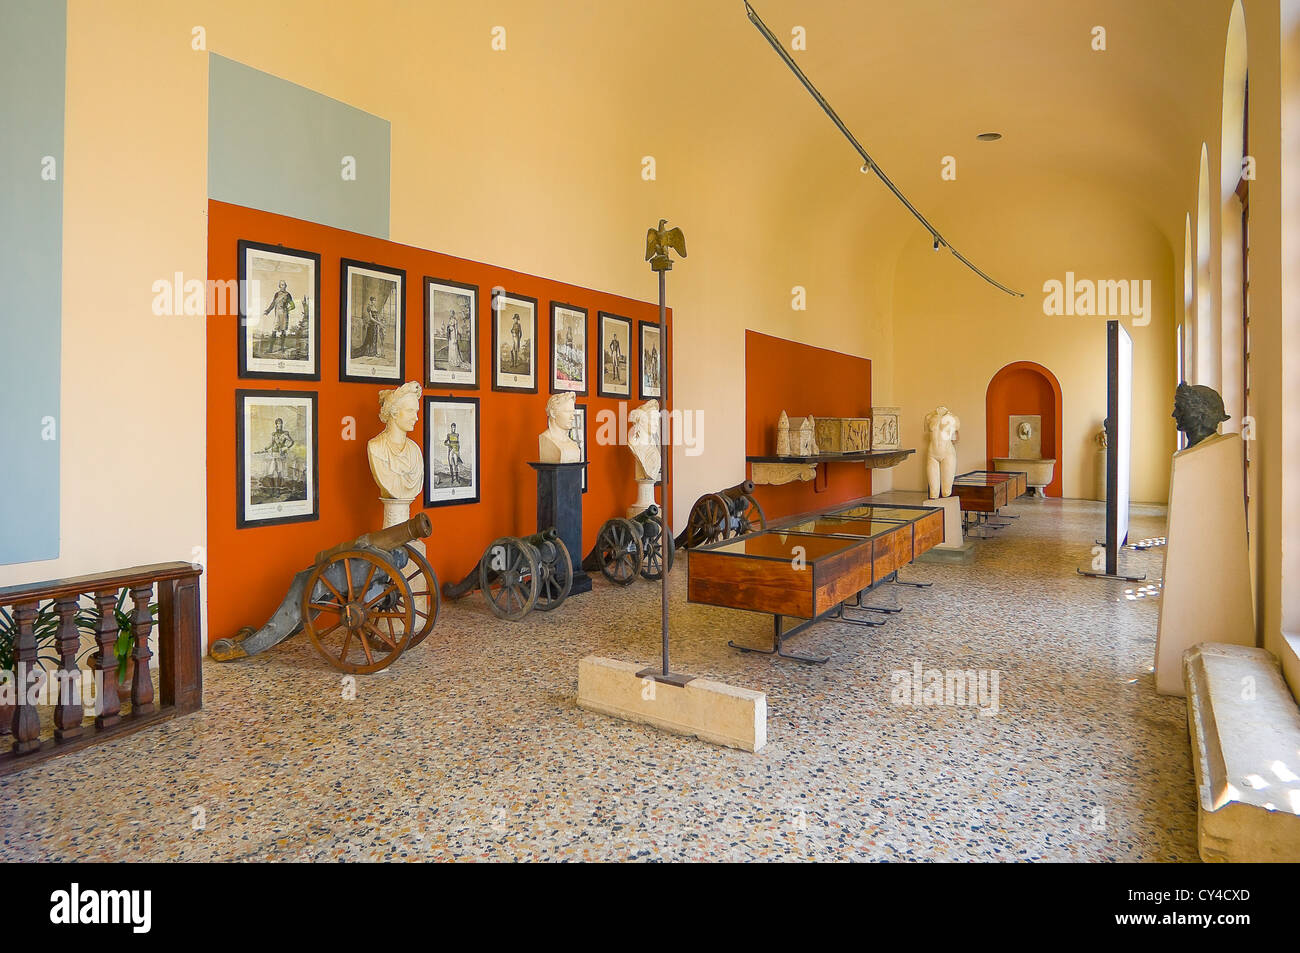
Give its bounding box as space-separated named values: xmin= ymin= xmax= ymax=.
xmin=976 ymin=132 xmax=1003 ymax=141
xmin=742 ymin=1 xmax=1023 ymax=297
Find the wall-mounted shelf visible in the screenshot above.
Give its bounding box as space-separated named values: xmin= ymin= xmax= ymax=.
xmin=746 ymin=449 xmax=916 ymax=486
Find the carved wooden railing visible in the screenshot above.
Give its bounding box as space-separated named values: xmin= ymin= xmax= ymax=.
xmin=0 ymin=562 xmax=202 ymax=775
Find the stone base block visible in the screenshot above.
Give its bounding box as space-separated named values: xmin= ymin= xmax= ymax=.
xmin=921 ymin=495 xmax=964 ymax=549
xmin=577 ymin=656 xmax=766 ymax=752
xmin=1184 ymin=642 xmax=1300 ymax=862
xmin=916 ymin=541 xmax=975 ymax=563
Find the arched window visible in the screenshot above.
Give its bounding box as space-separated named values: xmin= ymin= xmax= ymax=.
xmin=1196 ymin=144 xmax=1215 ymax=388
xmin=1221 ymin=0 xmax=1249 ymax=435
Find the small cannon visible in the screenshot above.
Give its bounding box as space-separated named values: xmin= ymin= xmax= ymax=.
xmin=583 ymin=504 xmax=675 ymax=586
xmin=677 ymin=481 xmax=766 ymax=548
xmin=210 ymin=513 xmax=440 ymax=674
xmin=441 ymin=528 xmax=573 ymax=621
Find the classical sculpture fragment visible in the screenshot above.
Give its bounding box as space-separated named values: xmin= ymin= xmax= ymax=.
xmin=924 ymin=406 xmax=960 ymax=498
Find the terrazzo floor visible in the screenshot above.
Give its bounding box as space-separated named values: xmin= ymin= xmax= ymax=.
xmin=0 ymin=497 xmax=1196 ymax=862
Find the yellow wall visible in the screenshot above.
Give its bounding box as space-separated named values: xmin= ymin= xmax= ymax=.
xmin=889 ymin=177 xmax=1177 ymax=502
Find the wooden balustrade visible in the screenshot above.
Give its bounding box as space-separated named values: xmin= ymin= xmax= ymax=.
xmin=0 ymin=562 xmax=202 ymax=776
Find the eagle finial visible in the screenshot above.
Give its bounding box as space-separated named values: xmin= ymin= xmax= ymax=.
xmin=646 ymin=219 xmax=687 ymax=272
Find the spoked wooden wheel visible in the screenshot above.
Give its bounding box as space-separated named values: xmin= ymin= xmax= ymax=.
xmin=685 ymin=493 xmax=730 ymax=547
xmin=399 ymin=543 xmax=441 ymax=647
xmin=534 ymin=538 xmax=573 ymax=611
xmin=639 ymin=515 xmax=675 ymax=580
xmin=597 ymin=517 xmax=643 ymax=586
xmin=301 ymin=550 xmax=414 ymax=674
xmin=731 ymin=493 xmax=767 ymax=537
xmin=478 ymin=536 xmax=540 ymax=621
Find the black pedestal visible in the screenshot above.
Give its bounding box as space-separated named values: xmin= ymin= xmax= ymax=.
xmin=529 ymin=461 xmax=592 ymax=596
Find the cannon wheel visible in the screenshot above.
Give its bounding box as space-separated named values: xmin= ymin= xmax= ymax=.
xmin=685 ymin=493 xmax=731 ymax=548
xmin=400 ymin=543 xmax=441 ymax=647
xmin=479 ymin=536 xmax=540 ymax=621
xmin=640 ymin=514 xmax=676 ymax=580
xmin=534 ymin=538 xmax=573 ymax=612
xmin=301 ymin=549 xmax=415 ymax=674
xmin=597 ymin=518 xmax=643 ymax=586
xmin=732 ymin=493 xmax=768 ymax=537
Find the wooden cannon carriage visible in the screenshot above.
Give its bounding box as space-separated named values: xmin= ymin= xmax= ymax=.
xmin=441 ymin=528 xmax=573 ymax=621
xmin=583 ymin=504 xmax=674 ymax=585
xmin=676 ymin=480 xmax=767 ymax=549
xmin=210 ymin=513 xmax=440 ymax=674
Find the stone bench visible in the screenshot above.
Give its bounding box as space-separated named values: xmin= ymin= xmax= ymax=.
xmin=1184 ymin=643 xmax=1300 ymax=862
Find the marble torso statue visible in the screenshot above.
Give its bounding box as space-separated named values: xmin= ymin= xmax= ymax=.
xmin=628 ymin=400 xmax=661 ymax=482
xmin=539 ymin=391 xmax=582 ymax=463
xmin=924 ymin=405 xmax=960 ymax=498
xmin=368 ymin=381 xmax=424 ymax=521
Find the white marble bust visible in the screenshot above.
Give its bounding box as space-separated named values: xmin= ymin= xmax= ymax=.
xmin=539 ymin=391 xmax=581 ymax=463
xmin=368 ymin=381 xmax=424 ymax=508
xmin=628 ymin=399 xmax=661 ymax=482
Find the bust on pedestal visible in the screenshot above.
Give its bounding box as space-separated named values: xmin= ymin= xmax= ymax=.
xmin=627 ymin=399 xmax=661 ymax=517
xmin=539 ymin=392 xmax=582 ymax=463
xmin=368 ymin=381 xmax=424 ymax=531
xmin=532 ymin=392 xmax=591 ymax=595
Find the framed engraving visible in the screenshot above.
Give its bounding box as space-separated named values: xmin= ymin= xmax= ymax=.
xmin=598 ymin=311 xmax=632 ymax=399
xmin=424 ymin=395 xmax=480 ymax=507
xmin=491 ymin=291 xmax=538 ymax=393
xmin=550 ymin=301 xmax=588 ymax=395
xmin=236 ymin=389 xmax=318 ymax=528
xmin=425 ymin=277 xmax=478 ymax=389
xmin=238 ymin=240 xmax=321 ymax=380
xmin=340 ymin=258 xmax=405 ymax=383
xmin=638 ymin=320 xmax=663 ymax=400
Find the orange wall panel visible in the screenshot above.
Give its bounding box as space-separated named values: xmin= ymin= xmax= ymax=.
xmin=206 ymin=200 xmax=669 ymax=646
xmin=984 ymin=361 xmax=1063 ymax=497
xmin=743 ymin=330 xmax=872 ymax=520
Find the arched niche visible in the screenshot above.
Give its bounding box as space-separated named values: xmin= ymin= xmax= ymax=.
xmin=985 ymin=361 xmax=1064 ymax=498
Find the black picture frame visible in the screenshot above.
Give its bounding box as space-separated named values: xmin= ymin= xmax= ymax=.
xmin=423 ymin=395 xmax=481 ymax=507
xmin=237 ymin=240 xmax=321 ymax=381
xmin=424 ymin=276 xmax=480 ymax=390
xmin=491 ymin=290 xmax=539 ymax=394
xmin=597 ymin=311 xmax=633 ymax=399
xmin=235 ymin=388 xmax=319 ymax=528
xmin=339 ymin=258 xmax=406 ymax=384
xmin=572 ymin=402 xmax=588 ymax=493
xmin=549 ymin=301 xmax=589 ymax=396
xmin=638 ymin=319 xmax=663 ymax=400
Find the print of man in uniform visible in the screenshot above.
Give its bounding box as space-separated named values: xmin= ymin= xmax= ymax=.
xmin=262 ymin=280 xmax=295 ymax=353
xmin=262 ymin=417 xmax=295 ymax=491
xmin=609 ymin=335 xmax=622 ymax=382
xmin=444 ymin=422 xmax=462 ymax=484
xmin=510 ymin=313 xmax=523 ymax=367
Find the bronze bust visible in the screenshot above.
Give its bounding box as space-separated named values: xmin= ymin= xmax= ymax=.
xmin=1172 ymin=382 xmax=1230 ymax=448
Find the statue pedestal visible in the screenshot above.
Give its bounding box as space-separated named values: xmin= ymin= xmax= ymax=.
xmin=380 ymin=496 xmax=418 ymax=531
xmin=1093 ymin=448 xmax=1107 ymax=502
xmin=627 ymin=478 xmax=657 ymax=518
xmin=529 ymin=462 xmax=591 ymax=596
xmin=1154 ymin=433 xmax=1254 ymax=695
xmin=922 ymin=495 xmax=966 ymax=550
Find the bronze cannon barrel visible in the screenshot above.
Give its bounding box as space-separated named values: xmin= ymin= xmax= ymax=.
xmin=718 ymin=480 xmax=756 ymax=500
xmin=314 ymin=512 xmax=432 ymax=565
